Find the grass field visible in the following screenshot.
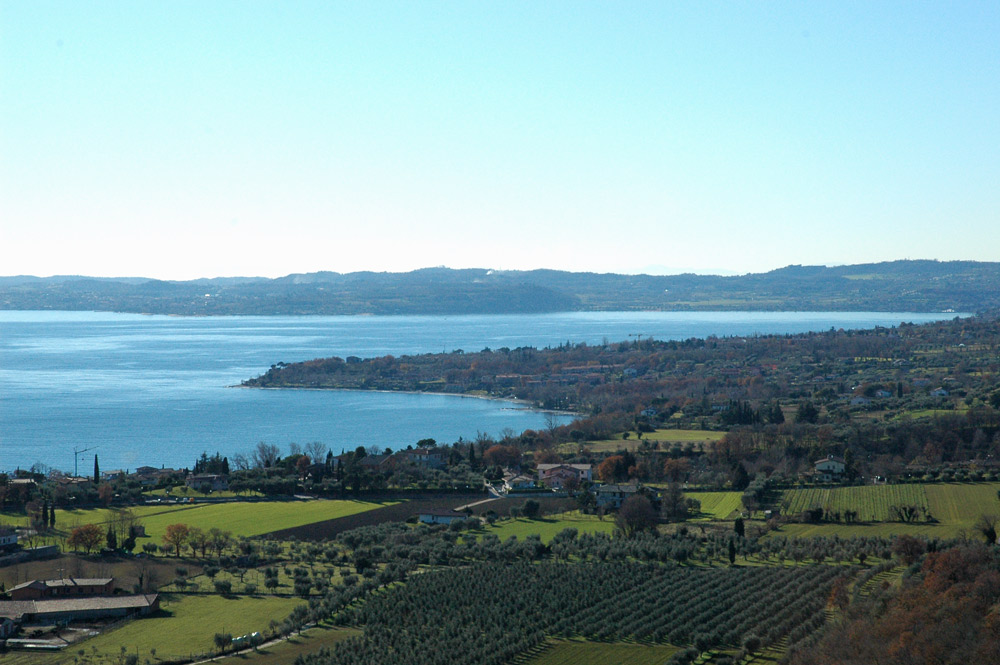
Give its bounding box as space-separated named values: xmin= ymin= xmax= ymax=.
xmin=563 ymin=429 xmax=723 ymax=453
xmin=781 ymin=485 xmax=930 ymax=522
xmin=526 ymin=639 xmax=681 ymax=665
xmin=478 ymin=511 xmax=616 ymax=542
xmin=50 ymin=499 xmax=392 ymax=542
xmin=1 ymin=594 xmax=303 ymax=665
xmin=687 ymin=492 xmax=742 ymax=520
xmin=218 ymin=625 xmax=361 ymax=665
xmin=775 ymin=483 xmax=1000 ymax=539
xmin=925 ymin=483 xmax=1000 ymax=529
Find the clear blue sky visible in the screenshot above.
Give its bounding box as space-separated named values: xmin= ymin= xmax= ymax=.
xmin=2 ymin=1 xmax=998 ymax=279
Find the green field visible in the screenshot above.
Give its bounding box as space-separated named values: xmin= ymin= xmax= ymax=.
xmin=564 ymin=429 xmax=723 ymax=453
xmin=776 ymin=482 xmax=1000 ymax=539
xmin=686 ymin=491 xmax=742 ymax=520
xmin=479 ymin=511 xmax=616 ymax=542
xmin=52 ymin=499 xmax=392 ymax=542
xmin=925 ymin=483 xmax=1000 ymax=529
xmin=218 ymin=625 xmax=361 ymax=665
xmin=527 ymin=639 xmax=681 ymax=665
xmin=781 ymin=485 xmax=930 ymax=522
xmin=1 ymin=594 xmax=303 ymax=665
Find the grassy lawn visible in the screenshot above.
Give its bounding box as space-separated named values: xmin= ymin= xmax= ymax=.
xmin=217 ymin=624 xmax=361 ymax=665
xmin=0 ymin=594 xmax=303 ymax=665
xmin=527 ymin=638 xmax=681 ymax=665
xmin=478 ymin=511 xmax=616 ymax=542
xmin=687 ymin=491 xmax=742 ymax=520
xmin=571 ymin=429 xmax=723 ymax=453
xmin=54 ymin=499 xmax=392 ymax=542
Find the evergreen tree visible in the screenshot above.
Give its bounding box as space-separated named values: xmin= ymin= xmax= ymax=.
xmin=49 ymin=503 xmax=56 ymax=528
xmin=94 ymin=454 xmax=100 ymax=483
xmin=734 ymin=517 xmax=745 ymax=538
xmin=106 ymin=525 xmax=117 ymax=550
xmin=468 ymin=443 xmax=477 ymax=469
xmin=728 ymin=539 xmax=737 ymax=565
xmin=730 ymin=463 xmax=750 ymax=491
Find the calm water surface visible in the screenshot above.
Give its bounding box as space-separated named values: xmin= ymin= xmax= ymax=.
xmin=0 ymin=310 xmax=960 ymax=473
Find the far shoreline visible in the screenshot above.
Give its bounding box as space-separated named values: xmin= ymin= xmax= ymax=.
xmin=231 ymin=384 xmax=581 ymax=419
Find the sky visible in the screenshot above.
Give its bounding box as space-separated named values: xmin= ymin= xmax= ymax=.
xmin=2 ymin=1 xmax=998 ymax=280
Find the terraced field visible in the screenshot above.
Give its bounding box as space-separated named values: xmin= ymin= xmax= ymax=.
xmin=781 ymin=485 xmax=930 ymax=522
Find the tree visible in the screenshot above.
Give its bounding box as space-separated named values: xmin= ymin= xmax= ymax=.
xmin=734 ymin=517 xmax=745 ymax=538
xmin=67 ymin=524 xmax=103 ymax=554
xmin=251 ymin=442 xmax=281 ymax=469
xmin=522 ymin=499 xmax=540 ymax=519
xmin=795 ymin=401 xmax=819 ymax=424
xmin=296 ymin=454 xmax=312 ymax=480
xmin=728 ymin=539 xmax=737 ymax=565
xmin=730 ymin=463 xmax=750 ymax=491
xmin=891 ymin=534 xmax=926 ymax=565
xmin=482 ymin=444 xmax=521 ymax=468
xmin=163 ymin=523 xmax=190 ymax=557
xmin=615 ymin=495 xmax=658 ymax=538
xmin=661 ymin=482 xmax=689 ymax=522
xmin=94 ymin=454 xmax=100 ymax=483
xmin=106 ymin=525 xmax=117 ymax=550
xmin=209 ymin=527 xmax=232 ymax=557
xmin=597 ymin=455 xmax=629 ymax=483
xmin=49 ymin=503 xmax=56 ymax=528
xmin=97 ymin=483 xmax=113 ymax=507
xmin=187 ymin=526 xmax=210 ymax=557
xmin=214 ymin=632 xmax=232 ymax=653
xmin=974 ymin=514 xmax=998 ymax=544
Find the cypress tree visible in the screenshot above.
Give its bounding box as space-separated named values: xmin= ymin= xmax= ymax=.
xmin=49 ymin=503 xmax=56 ymax=528
xmin=93 ymin=454 xmax=100 ymax=483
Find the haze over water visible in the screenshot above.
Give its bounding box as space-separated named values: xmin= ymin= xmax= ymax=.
xmin=0 ymin=310 xmax=960 ymax=473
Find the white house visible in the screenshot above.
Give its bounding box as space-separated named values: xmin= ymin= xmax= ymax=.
xmin=814 ymin=455 xmax=846 ymax=483
xmin=503 ymin=474 xmax=538 ymax=493
xmin=0 ymin=528 xmax=18 ymax=550
xmin=417 ymin=510 xmax=467 ymax=525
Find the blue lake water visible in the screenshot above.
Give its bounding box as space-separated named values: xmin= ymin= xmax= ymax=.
xmin=0 ymin=310 xmax=961 ymax=473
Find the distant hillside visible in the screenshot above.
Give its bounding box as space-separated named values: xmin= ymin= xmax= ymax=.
xmin=1 ymin=260 xmax=997 ymax=315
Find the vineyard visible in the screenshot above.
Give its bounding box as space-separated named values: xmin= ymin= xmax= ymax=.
xmin=781 ymin=485 xmax=930 ymax=522
xmin=302 ymin=562 xmax=844 ymax=665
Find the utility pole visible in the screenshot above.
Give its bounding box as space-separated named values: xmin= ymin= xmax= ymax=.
xmin=73 ymin=446 xmax=96 ymax=477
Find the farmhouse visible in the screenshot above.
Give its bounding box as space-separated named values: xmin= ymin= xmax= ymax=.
xmin=0 ymin=527 xmax=18 ymax=550
xmin=395 ymin=447 xmax=446 ymax=469
xmin=537 ymin=464 xmax=592 ymax=489
xmin=417 ymin=510 xmax=467 ymax=525
xmin=185 ymin=474 xmax=228 ymax=492
xmin=0 ymin=594 xmax=159 ymax=624
xmin=814 ymin=455 xmax=846 ymax=483
xmin=10 ymin=578 xmax=114 ymax=600
xmin=503 ymin=473 xmax=538 ymax=493
xmin=593 ymin=483 xmax=657 ymax=509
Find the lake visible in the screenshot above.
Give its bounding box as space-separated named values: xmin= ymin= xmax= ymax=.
xmin=0 ymin=310 xmax=961 ymax=473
